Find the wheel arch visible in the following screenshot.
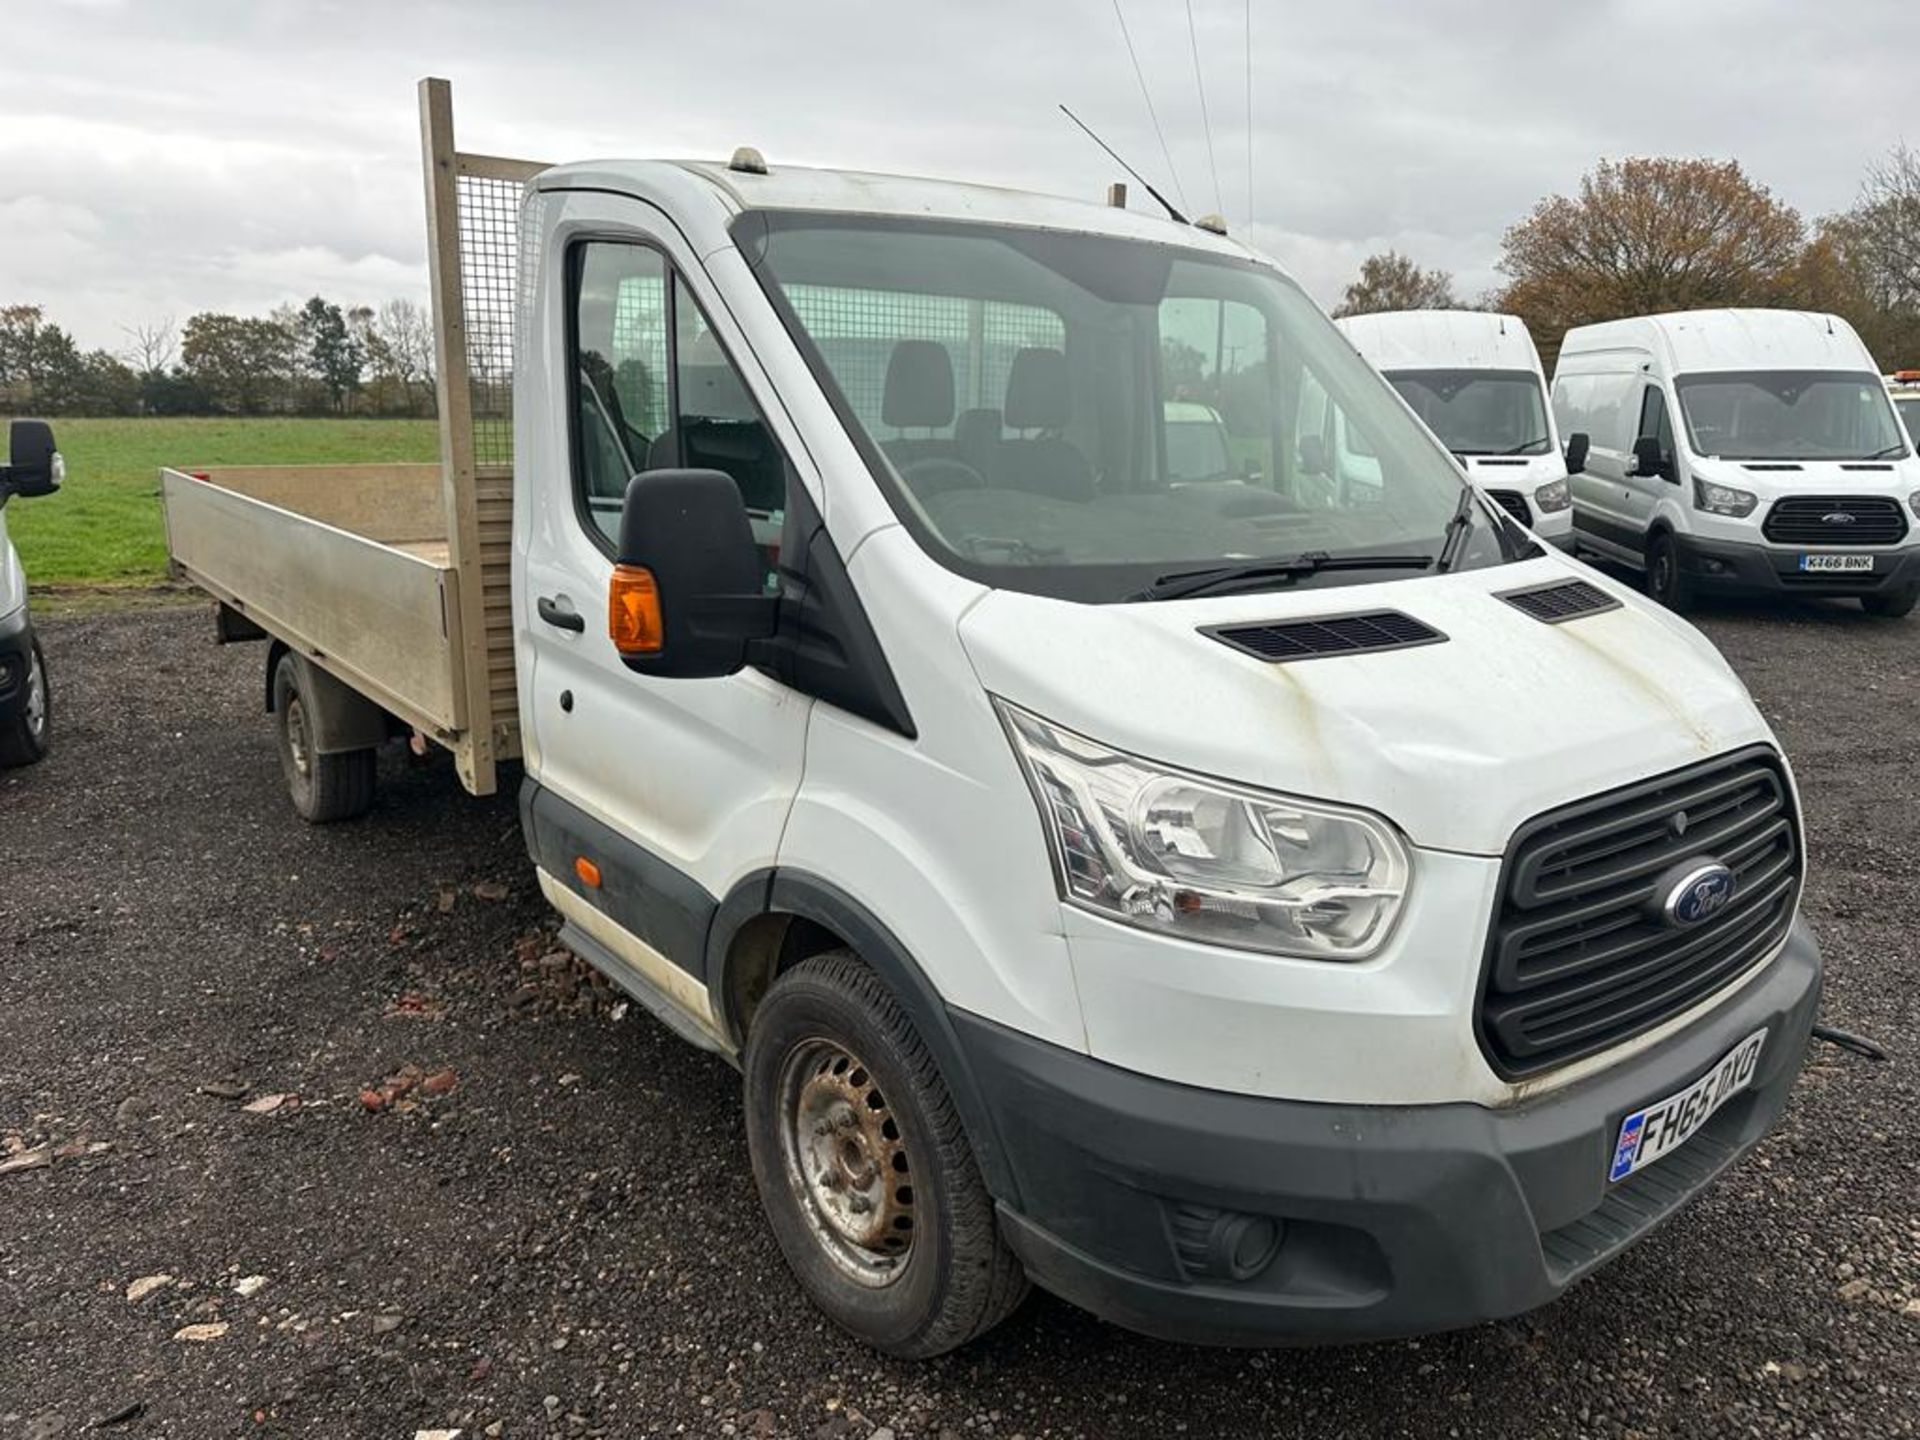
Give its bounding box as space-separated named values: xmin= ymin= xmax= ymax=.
xmin=706 ymin=868 xmax=1021 ymax=1206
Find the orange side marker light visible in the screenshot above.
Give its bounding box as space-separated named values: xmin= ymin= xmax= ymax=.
xmin=609 ymin=565 xmax=663 ymax=655
xmin=574 ymin=856 xmax=602 ymax=889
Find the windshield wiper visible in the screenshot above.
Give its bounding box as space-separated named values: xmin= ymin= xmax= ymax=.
xmin=1496 ymin=437 xmax=1550 ymax=455
xmin=1128 ymin=550 xmax=1435 ymax=602
xmin=1858 ymin=443 xmax=1908 ymax=460
xmin=1436 ymin=485 xmax=1482 ymax=573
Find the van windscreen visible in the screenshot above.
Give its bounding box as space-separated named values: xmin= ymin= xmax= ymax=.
xmin=737 ymin=211 xmax=1519 ymax=602
xmin=1675 ymin=370 xmax=1908 ymax=461
xmin=1383 ymin=370 xmax=1551 ymax=457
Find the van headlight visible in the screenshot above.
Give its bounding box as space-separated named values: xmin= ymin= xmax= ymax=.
xmin=1533 ymin=478 xmax=1571 ymax=512
xmin=1907 ymin=490 xmax=1920 ymax=519
xmin=1693 ymin=478 xmax=1757 ymax=517
xmin=996 ymin=701 xmax=1410 ymax=960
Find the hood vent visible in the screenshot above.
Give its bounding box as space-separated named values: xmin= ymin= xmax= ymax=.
xmin=1741 ymin=462 xmax=1803 ymax=472
xmin=1204 ymin=610 xmax=1444 ymax=663
xmin=1498 ymin=578 xmax=1620 ymax=624
xmin=1471 ymin=457 xmax=1529 ymax=468
xmin=1841 ymin=462 xmax=1894 ymax=471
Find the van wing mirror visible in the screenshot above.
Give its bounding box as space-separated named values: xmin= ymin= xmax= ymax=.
xmin=2 ymin=419 xmax=62 ymax=499
xmin=1629 ymin=435 xmax=1666 ymax=479
xmin=611 ymin=468 xmax=778 ymax=679
xmin=1564 ymin=431 xmax=1590 ymax=476
xmin=1298 ymin=433 xmax=1328 ymax=476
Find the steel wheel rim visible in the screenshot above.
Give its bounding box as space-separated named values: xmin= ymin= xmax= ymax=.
xmin=22 ymin=648 xmax=44 ymax=739
xmin=285 ymin=695 xmax=311 ymax=778
xmin=775 ymin=1037 xmax=916 ymax=1287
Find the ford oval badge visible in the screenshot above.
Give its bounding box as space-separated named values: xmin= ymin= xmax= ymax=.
xmin=1664 ymin=863 xmax=1735 ymax=928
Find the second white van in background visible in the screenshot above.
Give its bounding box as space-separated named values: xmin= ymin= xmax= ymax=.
xmin=1336 ymin=310 xmax=1578 ymax=548
xmin=1554 ymin=309 xmax=1920 ymax=616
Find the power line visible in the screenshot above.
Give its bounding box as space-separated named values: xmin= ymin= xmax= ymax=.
xmin=1109 ymin=0 xmax=1189 ymax=213
xmin=1185 ymin=0 xmax=1224 ymax=217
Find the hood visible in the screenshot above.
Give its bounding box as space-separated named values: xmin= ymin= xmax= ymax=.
xmin=958 ymin=555 xmax=1772 ymax=855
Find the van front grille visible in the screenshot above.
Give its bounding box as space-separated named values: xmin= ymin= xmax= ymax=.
xmin=1761 ymin=495 xmax=1907 ymax=546
xmin=1478 ymin=748 xmax=1799 ymax=1077
xmin=1484 ymin=488 xmax=1532 ymax=526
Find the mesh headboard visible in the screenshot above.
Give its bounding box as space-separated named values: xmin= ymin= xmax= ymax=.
xmin=455 ymin=170 xmax=524 ymax=469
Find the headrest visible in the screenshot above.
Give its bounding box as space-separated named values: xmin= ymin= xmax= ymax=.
xmin=882 ymin=339 xmax=955 ymax=429
xmin=954 ymin=407 xmax=1003 ymax=452
xmin=1005 ymin=347 xmax=1071 ymax=430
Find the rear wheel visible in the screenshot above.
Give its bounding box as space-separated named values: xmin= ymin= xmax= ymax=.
xmin=0 ymin=639 xmax=51 ymax=768
xmin=1646 ymin=530 xmax=1692 ymax=613
xmin=743 ymin=951 xmax=1027 ymax=1357
xmin=1861 ymin=586 xmax=1918 ymax=618
xmin=272 ymin=654 xmax=375 ymax=822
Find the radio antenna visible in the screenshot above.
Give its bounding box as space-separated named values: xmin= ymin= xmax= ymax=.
xmin=1059 ymin=104 xmax=1189 ymax=225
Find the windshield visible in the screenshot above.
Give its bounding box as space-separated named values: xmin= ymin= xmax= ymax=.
xmin=1674 ymin=370 xmax=1907 ymax=461
xmin=738 ymin=212 xmax=1513 ymax=601
xmin=1385 ymin=369 xmax=1551 ymax=456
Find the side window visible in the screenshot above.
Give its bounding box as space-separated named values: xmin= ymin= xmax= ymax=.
xmin=569 ymin=246 xmax=790 ymax=574
xmin=1160 ymin=296 xmax=1274 ymax=484
xmin=572 ymin=243 xmax=669 ymax=545
xmin=1636 ymin=384 xmax=1676 ymax=479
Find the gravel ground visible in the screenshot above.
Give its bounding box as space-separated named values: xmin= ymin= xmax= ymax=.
xmin=0 ymin=598 xmax=1915 ymax=1439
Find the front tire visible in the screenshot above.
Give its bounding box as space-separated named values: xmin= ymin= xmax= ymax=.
xmin=743 ymin=951 xmax=1027 ymax=1357
xmin=0 ymin=638 xmax=51 ymax=768
xmin=1646 ymin=530 xmax=1693 ymax=612
xmin=1861 ymin=586 xmax=1918 ymax=618
xmin=272 ymin=654 xmax=375 ymax=823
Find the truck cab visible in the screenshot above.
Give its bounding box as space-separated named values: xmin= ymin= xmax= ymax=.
xmin=0 ymin=420 xmax=62 ymax=768
xmin=1336 ymin=309 xmax=1578 ymax=549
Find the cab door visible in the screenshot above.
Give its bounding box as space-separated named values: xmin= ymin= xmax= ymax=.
xmin=516 ymin=188 xmax=812 ymax=1003
xmin=1624 ymin=382 xmax=1680 ymax=533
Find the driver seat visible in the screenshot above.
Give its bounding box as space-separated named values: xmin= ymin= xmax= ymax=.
xmin=998 ymin=348 xmax=1095 ymax=502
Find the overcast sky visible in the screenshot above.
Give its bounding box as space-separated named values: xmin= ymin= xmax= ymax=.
xmin=3 ymin=0 xmax=1909 ymax=352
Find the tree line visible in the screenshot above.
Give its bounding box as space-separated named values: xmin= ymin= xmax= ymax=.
xmin=1338 ymin=147 xmax=1920 ymax=373
xmin=0 ymin=297 xmax=437 ymax=418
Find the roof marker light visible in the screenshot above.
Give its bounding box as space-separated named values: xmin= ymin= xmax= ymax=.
xmin=729 ymin=146 xmax=767 ymax=175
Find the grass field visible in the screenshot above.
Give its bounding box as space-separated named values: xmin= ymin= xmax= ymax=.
xmin=6 ymin=417 xmax=440 ymax=586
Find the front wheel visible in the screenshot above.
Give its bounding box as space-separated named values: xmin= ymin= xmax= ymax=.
xmin=272 ymin=654 xmax=375 ymax=823
xmin=1646 ymin=530 xmax=1693 ymax=613
xmin=743 ymin=952 xmax=1027 ymax=1357
xmin=1861 ymin=586 xmax=1918 ymax=618
xmin=0 ymin=638 xmax=50 ymax=768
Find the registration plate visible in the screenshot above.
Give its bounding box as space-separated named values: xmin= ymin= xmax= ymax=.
xmin=1609 ymin=1029 xmax=1767 ymax=1183
xmin=1799 ymin=554 xmax=1874 ymax=573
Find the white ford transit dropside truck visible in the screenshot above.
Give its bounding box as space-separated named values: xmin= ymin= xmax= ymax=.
xmin=1554 ymin=308 xmax=1920 ymax=615
xmin=1336 ymin=309 xmax=1579 ymax=549
xmin=161 ymin=82 xmax=1821 ymax=1356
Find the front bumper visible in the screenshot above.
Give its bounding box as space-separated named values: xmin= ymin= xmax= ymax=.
xmin=1678 ymin=532 xmax=1920 ymax=598
xmin=0 ymin=605 xmax=33 ymax=729
xmin=961 ymin=918 xmax=1821 ymax=1345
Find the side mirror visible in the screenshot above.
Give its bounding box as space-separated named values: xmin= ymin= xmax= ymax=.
xmin=1298 ymin=433 xmax=1328 ymax=476
xmin=2 ymin=419 xmax=63 ymax=499
xmin=610 ymin=468 xmax=777 ymax=679
xmin=1564 ymin=431 xmax=1590 ymax=476
xmin=1629 ymin=435 xmax=1666 ymax=480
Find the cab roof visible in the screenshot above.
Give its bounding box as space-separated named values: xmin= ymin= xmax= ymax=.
xmin=1335 ymin=310 xmax=1543 ymax=376
xmin=1558 ymin=308 xmax=1875 ymax=376
xmin=534 ymin=157 xmax=1255 ymax=261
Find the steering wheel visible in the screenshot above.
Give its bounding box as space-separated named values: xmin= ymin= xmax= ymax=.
xmin=900 ymin=457 xmax=989 ymax=501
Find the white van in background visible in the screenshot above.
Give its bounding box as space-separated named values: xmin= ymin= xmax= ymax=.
xmin=1337 ymin=310 xmax=1577 ymax=548
xmin=1554 ymin=310 xmax=1920 ymax=616
xmin=0 ymin=420 xmax=62 ymax=767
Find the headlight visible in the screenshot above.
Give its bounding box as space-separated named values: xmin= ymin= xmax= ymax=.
xmin=1533 ymin=478 xmax=1571 ymax=512
xmin=1907 ymin=490 xmax=1920 ymax=519
xmin=996 ymin=701 xmax=1410 ymax=960
xmin=1693 ymin=477 xmax=1757 ymax=517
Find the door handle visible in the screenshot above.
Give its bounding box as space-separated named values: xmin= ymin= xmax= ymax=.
xmin=537 ymin=595 xmax=586 ymax=633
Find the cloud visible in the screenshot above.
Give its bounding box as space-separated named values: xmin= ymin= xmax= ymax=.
xmin=0 ymin=0 xmax=1910 ymax=348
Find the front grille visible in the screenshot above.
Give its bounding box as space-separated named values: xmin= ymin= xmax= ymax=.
xmin=1485 ymin=488 xmax=1532 ymax=526
xmin=1203 ymin=610 xmax=1444 ymax=663
xmin=1498 ymin=579 xmax=1620 ymax=625
xmin=1761 ymin=495 xmax=1907 ymax=546
xmin=1479 ymin=748 xmax=1799 ymax=1077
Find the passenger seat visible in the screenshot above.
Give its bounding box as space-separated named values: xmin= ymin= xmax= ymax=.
xmin=998 ymin=348 xmax=1095 ymax=502
xmin=881 ymin=339 xmax=958 ymax=471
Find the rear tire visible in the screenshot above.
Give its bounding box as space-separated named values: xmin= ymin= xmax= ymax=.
xmin=1646 ymin=530 xmax=1693 ymax=613
xmin=1861 ymin=586 xmax=1918 ymax=618
xmin=743 ymin=951 xmax=1028 ymax=1357
xmin=0 ymin=638 xmax=51 ymax=768
xmin=272 ymin=654 xmax=375 ymax=823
